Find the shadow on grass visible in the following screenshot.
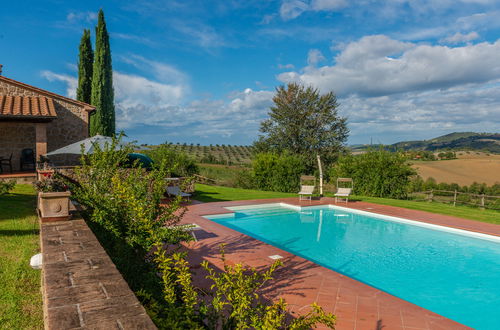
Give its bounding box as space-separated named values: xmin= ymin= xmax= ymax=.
xmin=0 ymin=192 xmax=37 ymax=221
xmin=192 ymin=191 xmax=231 ymax=203
xmin=0 ymin=229 xmax=39 ymax=236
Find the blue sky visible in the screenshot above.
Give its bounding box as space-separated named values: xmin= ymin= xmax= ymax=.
xmin=1 ymin=0 xmax=500 ymax=145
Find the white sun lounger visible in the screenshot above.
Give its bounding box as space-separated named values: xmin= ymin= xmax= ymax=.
xmin=335 ymin=187 xmax=352 ymax=203
xmin=166 ymin=186 xmax=191 ymax=201
xmin=298 ymin=185 xmax=315 ymax=201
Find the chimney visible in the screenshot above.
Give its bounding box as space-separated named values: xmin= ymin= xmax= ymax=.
xmin=0 ymin=64 xmax=2 ymax=75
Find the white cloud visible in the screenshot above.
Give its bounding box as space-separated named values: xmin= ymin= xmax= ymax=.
xmin=440 ymin=31 xmax=479 ymax=44
xmin=112 ymin=33 xmax=157 ymax=47
xmin=311 ymin=0 xmax=347 ymax=11
xmin=41 ymin=64 xmax=274 ymax=139
xmin=40 ymin=71 xmax=78 ymax=99
xmin=276 ymin=34 xmax=500 ymax=143
xmin=170 ymin=20 xmax=226 ymax=49
xmin=341 ymin=84 xmax=500 ymax=143
xmin=280 ymin=0 xmax=309 ymax=20
xmin=119 ymin=54 xmax=188 ymax=86
xmin=278 ymin=35 xmax=500 ymax=97
xmin=279 ymin=0 xmax=346 ymax=20
xmin=307 ymin=49 xmax=326 ymax=66
xmin=278 ymin=63 xmax=295 ymax=69
xmin=66 ymin=11 xmax=97 ymax=24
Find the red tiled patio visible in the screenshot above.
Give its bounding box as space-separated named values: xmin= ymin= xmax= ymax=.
xmin=181 ymin=197 xmax=499 ymax=330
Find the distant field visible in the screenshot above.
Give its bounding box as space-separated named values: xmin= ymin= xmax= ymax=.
xmin=412 ymin=152 xmax=500 ymax=185
xmin=150 ymin=143 xmax=254 ymax=165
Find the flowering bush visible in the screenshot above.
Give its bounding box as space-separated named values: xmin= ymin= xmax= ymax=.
xmin=33 ymin=174 xmax=69 ymax=192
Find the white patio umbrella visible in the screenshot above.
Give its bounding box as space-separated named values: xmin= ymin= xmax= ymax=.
xmin=45 ymin=135 xmax=132 ymax=156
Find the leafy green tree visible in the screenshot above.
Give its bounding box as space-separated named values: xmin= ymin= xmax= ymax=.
xmin=255 ymin=82 xmax=349 ymax=170
xmin=76 ymin=29 xmax=93 ymax=104
xmin=90 ymin=9 xmax=115 ymax=137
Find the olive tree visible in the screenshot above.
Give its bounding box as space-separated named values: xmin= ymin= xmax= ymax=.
xmin=255 ymin=83 xmax=348 ymax=171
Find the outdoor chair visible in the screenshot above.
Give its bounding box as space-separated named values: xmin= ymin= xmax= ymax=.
xmin=175 ymin=223 xmax=203 ymax=241
xmin=298 ymin=185 xmax=315 ymax=201
xmin=334 ymin=187 xmax=352 ymax=203
xmin=20 ymin=148 xmax=35 ymax=171
xmin=0 ymin=153 xmax=13 ymax=173
xmin=166 ymin=185 xmax=191 ymax=201
xmin=334 ymin=178 xmax=353 ymax=203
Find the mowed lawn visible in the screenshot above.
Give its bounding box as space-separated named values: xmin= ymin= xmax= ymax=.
xmin=194 ymin=184 xmax=500 ymax=225
xmin=0 ymin=184 xmax=43 ymax=329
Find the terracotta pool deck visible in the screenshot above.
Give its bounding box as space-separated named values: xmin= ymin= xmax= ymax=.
xmin=181 ymin=197 xmax=499 ymax=330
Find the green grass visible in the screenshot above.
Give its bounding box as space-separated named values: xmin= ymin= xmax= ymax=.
xmin=348 ymin=195 xmax=500 ymax=225
xmin=194 ymin=184 xmax=500 ymax=224
xmin=194 ymin=183 xmax=295 ymax=202
xmin=0 ymin=184 xmax=43 ymax=329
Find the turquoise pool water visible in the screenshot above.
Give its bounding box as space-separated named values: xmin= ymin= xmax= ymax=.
xmin=204 ymin=204 xmax=500 ymax=329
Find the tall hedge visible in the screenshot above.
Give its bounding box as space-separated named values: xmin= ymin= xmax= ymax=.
xmin=330 ymin=150 xmax=416 ymax=199
xmin=90 ymin=9 xmax=115 ymax=137
xmin=252 ymin=152 xmax=305 ymax=192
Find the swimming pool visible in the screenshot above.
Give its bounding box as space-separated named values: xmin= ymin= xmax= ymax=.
xmin=204 ymin=203 xmax=500 ymax=329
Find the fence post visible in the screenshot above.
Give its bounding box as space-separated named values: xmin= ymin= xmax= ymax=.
xmin=453 ymin=190 xmax=457 ymax=207
xmin=480 ymin=194 xmax=485 ymax=210
xmin=428 ymin=189 xmax=433 ymax=202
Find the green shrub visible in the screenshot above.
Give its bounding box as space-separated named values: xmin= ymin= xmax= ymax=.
xmin=0 ymin=180 xmax=16 ymax=195
xmin=146 ymin=144 xmax=199 ymax=177
xmin=70 ymin=139 xmax=191 ymax=255
xmin=68 ymin=139 xmax=336 ymax=329
xmin=144 ymin=244 xmax=336 ymax=329
xmin=252 ymin=152 xmax=305 ymax=192
xmin=330 ymin=149 xmax=416 ymax=199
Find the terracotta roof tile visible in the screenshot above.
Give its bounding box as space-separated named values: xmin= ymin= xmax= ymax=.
xmin=0 ymin=95 xmax=57 ymax=119
xmin=0 ymin=75 xmax=94 ymax=111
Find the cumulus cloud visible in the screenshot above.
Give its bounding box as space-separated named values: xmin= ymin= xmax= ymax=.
xmin=276 ymin=34 xmax=500 ymax=143
xmin=280 ymin=0 xmax=309 ymax=20
xmin=40 ymin=71 xmax=78 ymax=99
xmin=278 ymin=35 xmax=500 ymax=97
xmin=42 ymin=64 xmax=274 ymax=140
xmin=307 ymin=49 xmax=326 ymax=66
xmin=440 ymin=31 xmax=479 ymax=44
xmin=341 ymin=84 xmax=500 ymax=143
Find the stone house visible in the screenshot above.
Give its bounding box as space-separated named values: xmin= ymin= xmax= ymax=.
xmin=0 ymin=70 xmax=95 ymax=171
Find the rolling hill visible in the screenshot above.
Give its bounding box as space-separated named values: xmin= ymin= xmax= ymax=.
xmin=391 ymin=132 xmax=500 ymax=153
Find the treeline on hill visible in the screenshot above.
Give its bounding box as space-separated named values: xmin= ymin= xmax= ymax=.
xmin=405 ymin=150 xmax=456 ymax=161
xmin=389 ymin=132 xmax=500 ymax=154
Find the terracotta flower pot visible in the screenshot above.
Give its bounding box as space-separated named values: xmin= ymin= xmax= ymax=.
xmin=38 ymin=191 xmax=71 ymax=222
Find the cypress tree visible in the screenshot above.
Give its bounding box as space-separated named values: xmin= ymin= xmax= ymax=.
xmin=90 ymin=9 xmax=115 ymax=137
xmin=76 ymin=29 xmax=93 ymax=104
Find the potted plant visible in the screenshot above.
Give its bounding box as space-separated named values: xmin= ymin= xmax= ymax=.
xmin=34 ymin=174 xmax=71 ymax=222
